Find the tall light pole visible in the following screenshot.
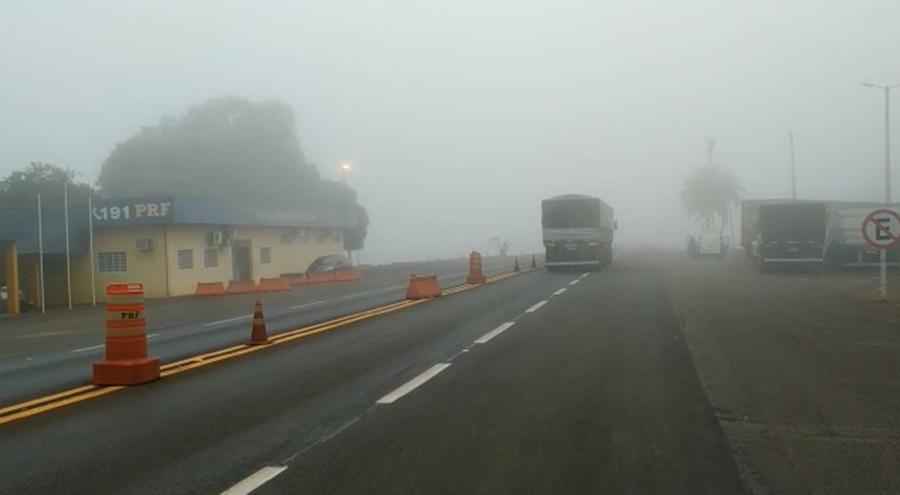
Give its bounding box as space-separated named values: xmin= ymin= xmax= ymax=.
xmin=788 ymin=129 xmax=797 ymax=200
xmin=862 ymin=82 xmax=900 ymax=300
xmin=339 ymin=163 xmax=352 ymax=260
xmin=340 ymin=163 xmax=350 ymax=185
xmin=861 ymin=82 xmax=900 ymax=203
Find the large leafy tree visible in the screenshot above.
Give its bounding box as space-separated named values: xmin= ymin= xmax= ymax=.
xmin=0 ymin=162 xmax=94 ymax=202
xmin=97 ymin=96 xmax=368 ymax=245
xmin=98 ymin=97 xmax=320 ymax=202
xmin=680 ymin=165 xmax=743 ymax=231
xmin=343 ymin=204 xmax=370 ymax=252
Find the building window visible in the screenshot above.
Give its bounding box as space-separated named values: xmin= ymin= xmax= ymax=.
xmin=177 ymin=249 xmax=194 ymax=270
xmin=204 ymin=248 xmax=219 ymax=268
xmin=260 ymin=247 xmax=272 ymax=264
xmin=98 ymin=251 xmax=127 ymax=273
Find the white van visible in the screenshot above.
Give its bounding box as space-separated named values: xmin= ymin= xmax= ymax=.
xmin=696 ymin=234 xmax=724 ymax=257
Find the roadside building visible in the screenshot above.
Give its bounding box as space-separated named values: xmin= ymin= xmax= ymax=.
xmin=0 ymin=196 xmax=357 ymax=312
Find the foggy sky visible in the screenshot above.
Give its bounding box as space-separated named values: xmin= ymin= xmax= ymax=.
xmin=3 ymin=1 xmax=900 ymax=262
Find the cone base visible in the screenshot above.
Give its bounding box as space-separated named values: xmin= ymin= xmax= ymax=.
xmin=93 ymin=357 xmax=160 ymax=386
xmin=467 ymin=276 xmax=487 ymax=285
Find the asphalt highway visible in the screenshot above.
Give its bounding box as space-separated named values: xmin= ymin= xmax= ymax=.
xmin=3 ymin=250 xmax=898 ymax=494
xmin=0 ymin=256 xmax=531 ymax=406
xmin=0 ymin=252 xmax=745 ymax=494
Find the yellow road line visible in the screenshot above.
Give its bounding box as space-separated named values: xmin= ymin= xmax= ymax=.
xmin=0 ymin=266 xmax=542 ymax=425
xmin=0 ymin=384 xmax=98 ymax=417
xmin=0 ymin=386 xmax=123 ymax=426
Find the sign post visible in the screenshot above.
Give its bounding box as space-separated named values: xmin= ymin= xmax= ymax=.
xmin=861 ymin=208 xmax=900 ymax=300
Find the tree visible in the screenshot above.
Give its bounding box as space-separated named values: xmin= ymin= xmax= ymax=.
xmin=680 ymin=165 xmax=744 ymax=231
xmin=0 ymin=162 xmax=94 ymax=202
xmin=344 ymin=204 xmax=370 ymax=252
xmin=97 ymin=96 xmax=368 ymax=246
xmin=489 ymin=236 xmax=512 ymax=257
xmin=98 ymin=96 xmax=320 ymax=202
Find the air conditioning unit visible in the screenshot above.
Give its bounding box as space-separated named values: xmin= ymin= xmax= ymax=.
xmin=206 ymin=231 xmax=224 ymax=246
xmin=134 ymin=238 xmax=154 ymax=251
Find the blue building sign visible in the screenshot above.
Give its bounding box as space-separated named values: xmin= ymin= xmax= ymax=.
xmin=92 ymin=197 xmax=174 ymax=225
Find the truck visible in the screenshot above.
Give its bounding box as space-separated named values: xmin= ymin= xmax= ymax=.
xmin=542 ymin=194 xmax=615 ymax=271
xmin=824 ymin=202 xmax=900 ymax=266
xmin=741 ymin=199 xmax=824 ymax=258
xmin=757 ymin=202 xmax=827 ymax=271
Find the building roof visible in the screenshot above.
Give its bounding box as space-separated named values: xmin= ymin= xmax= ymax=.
xmin=0 ymin=196 xmax=358 ymax=254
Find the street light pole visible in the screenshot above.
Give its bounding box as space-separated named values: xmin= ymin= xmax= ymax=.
xmin=885 ymin=86 xmax=892 ymax=203
xmin=862 ymin=82 xmax=900 ymax=300
xmin=339 ymin=163 xmax=352 ymax=260
xmin=861 ymin=82 xmax=900 ymax=203
xmin=789 ymin=129 xmax=797 ymax=200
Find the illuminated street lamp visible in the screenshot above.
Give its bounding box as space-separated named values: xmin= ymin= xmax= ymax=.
xmin=340 ymin=163 xmax=351 ymax=185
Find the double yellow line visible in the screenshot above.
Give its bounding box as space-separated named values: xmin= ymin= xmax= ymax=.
xmin=0 ymin=266 xmax=539 ymax=426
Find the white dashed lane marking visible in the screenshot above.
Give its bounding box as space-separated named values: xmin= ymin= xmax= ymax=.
xmin=474 ymin=322 xmax=516 ymax=344
xmin=376 ymin=364 xmax=452 ymax=404
xmin=525 ymin=301 xmax=548 ymax=313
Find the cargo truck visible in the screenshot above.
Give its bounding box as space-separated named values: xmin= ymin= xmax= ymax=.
xmin=823 ymin=202 xmax=900 ymax=266
xmin=757 ymin=202 xmax=827 ymax=271
xmin=542 ymin=194 xmax=615 ymax=271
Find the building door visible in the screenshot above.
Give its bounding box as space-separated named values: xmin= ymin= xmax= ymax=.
xmin=232 ymin=241 xmax=252 ymax=281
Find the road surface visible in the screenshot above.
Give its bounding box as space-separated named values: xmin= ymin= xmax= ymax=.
xmin=0 ymin=256 xmax=530 ymax=406
xmin=2 ymin=250 xmax=899 ymax=494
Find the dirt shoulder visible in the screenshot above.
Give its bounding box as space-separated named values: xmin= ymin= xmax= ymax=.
xmin=650 ymin=249 xmax=900 ymax=495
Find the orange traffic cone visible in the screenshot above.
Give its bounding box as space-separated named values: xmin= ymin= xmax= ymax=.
xmin=248 ymin=299 xmax=271 ymax=345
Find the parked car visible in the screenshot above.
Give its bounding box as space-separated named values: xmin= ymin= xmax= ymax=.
xmin=0 ymin=285 xmax=30 ymax=313
xmin=306 ymin=254 xmax=353 ymax=273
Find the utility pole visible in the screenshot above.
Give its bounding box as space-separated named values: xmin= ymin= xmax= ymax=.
xmin=789 ymin=129 xmax=797 ymax=200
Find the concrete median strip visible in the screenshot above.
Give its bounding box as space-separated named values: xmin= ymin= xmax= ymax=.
xmin=0 ymin=264 xmax=543 ymax=426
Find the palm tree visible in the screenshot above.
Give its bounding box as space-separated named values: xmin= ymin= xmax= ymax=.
xmin=680 ymin=165 xmax=744 ymax=233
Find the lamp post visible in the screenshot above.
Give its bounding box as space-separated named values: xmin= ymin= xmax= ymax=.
xmin=862 ymin=82 xmax=900 ymax=300
xmin=861 ymin=82 xmax=900 ymax=203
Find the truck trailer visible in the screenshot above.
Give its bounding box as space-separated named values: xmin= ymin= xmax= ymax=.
xmin=824 ymin=202 xmax=900 ymax=266
xmin=542 ymin=194 xmax=615 ymax=271
xmin=757 ymin=202 xmax=827 ymax=271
